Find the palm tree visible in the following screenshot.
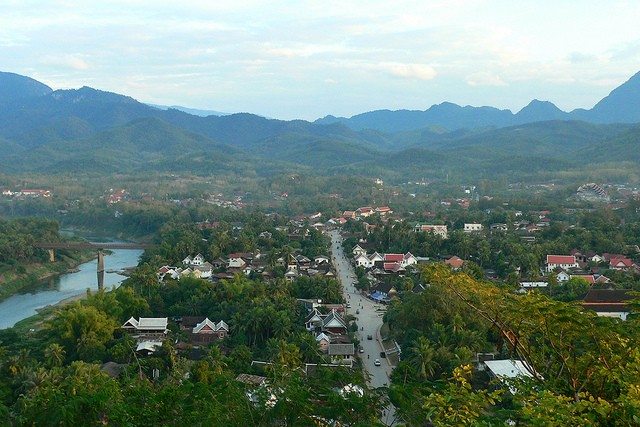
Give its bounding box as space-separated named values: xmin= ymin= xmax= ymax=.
xmin=44 ymin=343 xmax=66 ymax=367
xmin=410 ymin=337 xmax=438 ymax=380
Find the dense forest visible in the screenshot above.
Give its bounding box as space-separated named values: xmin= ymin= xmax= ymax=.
xmin=386 ymin=265 xmax=640 ymax=425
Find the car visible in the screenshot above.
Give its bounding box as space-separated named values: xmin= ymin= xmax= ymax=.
xmin=374 ymin=359 xmax=381 ymax=366
xmin=367 ymin=334 xmax=373 ymax=340
xmin=346 ymin=303 xmax=351 ymax=308
xmin=359 ymin=347 xmax=365 ymax=353
xmin=356 ymin=309 xmax=360 ymax=314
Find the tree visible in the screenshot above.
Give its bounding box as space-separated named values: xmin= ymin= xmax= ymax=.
xmin=48 ymin=304 xmax=117 ymax=362
xmin=409 ymin=337 xmax=439 ymax=380
xmin=44 ymin=343 xmax=65 ymax=368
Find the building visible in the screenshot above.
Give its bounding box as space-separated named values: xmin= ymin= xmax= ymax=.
xmin=545 ymin=255 xmax=579 ymax=273
xmin=582 ymin=289 xmax=634 ymax=320
xmin=414 ymin=224 xmax=448 ymax=239
xmin=328 ymin=343 xmax=355 ymax=367
xmin=463 ymin=223 xmax=483 ymax=233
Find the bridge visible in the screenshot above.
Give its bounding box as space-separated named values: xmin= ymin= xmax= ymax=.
xmin=34 ymin=242 xmax=153 ymax=289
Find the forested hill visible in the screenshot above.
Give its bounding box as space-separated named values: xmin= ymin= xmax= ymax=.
xmin=0 ymin=71 xmax=639 ymax=183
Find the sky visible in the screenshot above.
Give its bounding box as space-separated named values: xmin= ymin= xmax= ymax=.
xmin=1 ymin=0 xmax=640 ymax=120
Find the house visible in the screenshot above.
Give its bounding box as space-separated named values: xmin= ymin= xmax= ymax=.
xmin=356 ymin=207 xmax=374 ymax=218
xmin=259 ymin=231 xmax=273 ymax=239
xmin=193 ymin=262 xmax=213 ymax=279
xmin=322 ymin=310 xmax=348 ymax=334
xmin=122 ymin=317 xmax=168 ymax=338
xmin=484 ymin=359 xmax=534 ymax=393
xmin=402 ymin=252 xmax=417 ymax=267
xmin=157 ymin=265 xmax=180 ymax=282
xmin=582 ymin=289 xmax=635 ymax=320
xmin=228 ymin=255 xmax=247 ymax=268
xmin=519 ymin=281 xmax=548 ymax=292
xmin=316 ymin=332 xmax=331 ymax=353
xmin=192 ymin=318 xmax=229 ymax=342
xmin=464 ymin=223 xmax=483 ymax=233
xmin=414 ymin=224 xmax=448 ymax=239
xmin=352 ymin=244 xmax=367 ymax=257
xmin=328 ymin=343 xmax=355 ymax=366
xmin=556 ymin=271 xmax=570 ymax=283
xmin=305 ymin=309 xmax=324 ymax=331
xmin=609 ymin=257 xmax=634 ymax=270
xmin=355 ymin=253 xmax=373 ymax=268
xmin=342 ymin=211 xmax=356 ymax=219
xmin=284 ymin=268 xmax=298 ymax=281
xmin=545 ymin=255 xmax=579 ymax=273
xmin=371 ymin=282 xmax=397 ymax=302
xmin=191 ymin=253 xmax=205 ymax=266
xmin=384 ymin=254 xmax=404 ymax=264
xmin=490 ymin=223 xmax=508 ymax=232
xmin=375 ymin=206 xmax=392 ymax=216
xmin=383 ymin=262 xmax=405 ymax=273
xmin=314 ymin=255 xmax=330 ymax=265
xmin=445 ymin=256 xmax=464 ymax=270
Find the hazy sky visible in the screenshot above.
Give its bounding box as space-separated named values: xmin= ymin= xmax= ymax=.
xmin=2 ymin=0 xmax=640 ymax=120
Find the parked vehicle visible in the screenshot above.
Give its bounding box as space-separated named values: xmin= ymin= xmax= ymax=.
xmin=374 ymin=359 xmax=381 ymax=366
xmin=367 ymin=334 xmax=373 ymax=340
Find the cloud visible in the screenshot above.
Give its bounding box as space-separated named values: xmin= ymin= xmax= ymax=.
xmin=378 ymin=62 xmax=437 ymax=81
xmin=466 ymin=71 xmax=507 ymax=87
xmin=40 ymin=54 xmax=89 ymax=70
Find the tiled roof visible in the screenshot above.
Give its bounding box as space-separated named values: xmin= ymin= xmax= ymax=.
xmin=546 ymin=255 xmax=576 ymax=264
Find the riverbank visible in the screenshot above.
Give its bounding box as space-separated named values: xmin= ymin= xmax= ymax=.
xmin=11 ymin=292 xmax=89 ymax=334
xmin=0 ymin=251 xmax=96 ymax=303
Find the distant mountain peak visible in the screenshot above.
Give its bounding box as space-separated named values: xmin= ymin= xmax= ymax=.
xmin=0 ymin=71 xmax=52 ymax=102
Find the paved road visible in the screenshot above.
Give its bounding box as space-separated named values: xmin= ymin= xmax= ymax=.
xmin=329 ymin=230 xmax=397 ymax=425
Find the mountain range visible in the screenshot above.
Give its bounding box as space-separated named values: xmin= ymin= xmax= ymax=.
xmin=316 ymin=71 xmax=640 ymax=132
xmin=0 ymin=70 xmax=639 ymax=183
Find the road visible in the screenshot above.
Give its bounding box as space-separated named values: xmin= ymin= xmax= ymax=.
xmin=329 ymin=229 xmax=397 ymax=426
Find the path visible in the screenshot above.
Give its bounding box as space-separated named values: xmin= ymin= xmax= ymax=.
xmin=329 ymin=229 xmax=398 ymax=426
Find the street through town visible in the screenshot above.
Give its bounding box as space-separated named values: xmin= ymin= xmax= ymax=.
xmin=329 ymin=229 xmax=397 ymax=426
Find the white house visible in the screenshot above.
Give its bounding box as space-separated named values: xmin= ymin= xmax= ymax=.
xmin=354 ymin=253 xmax=373 ymax=268
xmin=464 ymin=223 xmax=483 ymax=233
xmin=352 ymin=244 xmax=367 ymax=257
xmin=545 ymin=255 xmax=579 ymax=273
xmin=556 ymin=271 xmax=570 ymax=283
xmin=228 ymin=256 xmax=247 ymax=268
xmin=191 ymin=253 xmax=205 ymax=266
xmin=414 ymin=224 xmax=448 ymax=239
xmin=402 ymin=252 xmax=417 ymax=267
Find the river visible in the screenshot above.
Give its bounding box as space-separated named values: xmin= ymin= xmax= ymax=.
xmin=0 ymin=248 xmax=143 ymax=329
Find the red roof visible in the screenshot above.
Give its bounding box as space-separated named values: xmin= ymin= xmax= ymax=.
xmin=384 ymin=254 xmax=404 ymax=262
xmin=445 ymin=256 xmax=464 ymax=268
xmin=610 ymin=257 xmax=633 ymax=268
xmin=546 ymin=255 xmax=576 ymax=265
xmin=383 ymin=262 xmax=403 ymax=272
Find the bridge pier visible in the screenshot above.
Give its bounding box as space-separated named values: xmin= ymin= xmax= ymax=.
xmin=97 ymin=250 xmax=105 ymax=290
xmin=48 ymin=249 xmax=55 ymax=262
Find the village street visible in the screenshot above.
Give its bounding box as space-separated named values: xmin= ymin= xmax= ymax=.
xmin=329 ymin=229 xmax=397 ymax=426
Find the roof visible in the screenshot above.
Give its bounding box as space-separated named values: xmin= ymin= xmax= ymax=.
xmin=484 ymin=359 xmax=533 ymax=379
xmin=328 ymin=343 xmax=355 ymax=356
xmin=383 ymin=262 xmax=404 ymax=272
xmin=445 ymin=256 xmax=464 ymax=269
xmin=137 ymin=317 xmax=168 ymax=330
xmin=316 ymin=332 xmax=331 ymax=342
xmin=384 ymin=253 xmax=404 ymax=262
xmin=193 ymin=318 xmax=217 ymax=333
xmin=583 ymin=289 xmax=634 ymax=303
xmin=610 ymin=257 xmax=634 ymax=267
xmin=546 ymin=255 xmax=577 ymax=264
xmin=236 ymin=374 xmax=267 ymax=386
xmin=322 ymin=310 xmax=347 ymax=329
xmin=136 ymin=340 xmax=163 ymax=353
